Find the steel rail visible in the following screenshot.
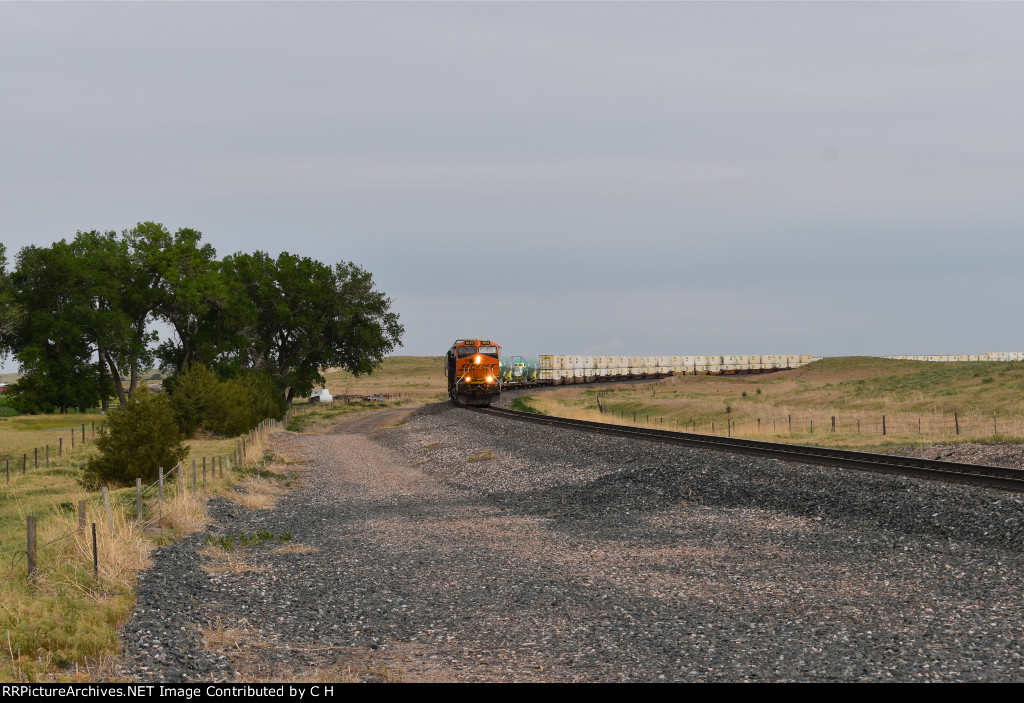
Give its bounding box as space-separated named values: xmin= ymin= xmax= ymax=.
xmin=476 ymin=406 xmax=1024 ymax=492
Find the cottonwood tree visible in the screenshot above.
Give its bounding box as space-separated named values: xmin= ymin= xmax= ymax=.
xmin=6 ymin=241 xmax=108 ymax=412
xmin=221 ymin=251 xmax=403 ymax=402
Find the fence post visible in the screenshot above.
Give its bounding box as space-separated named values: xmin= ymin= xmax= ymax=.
xmin=78 ymin=500 xmax=86 ymax=535
xmin=92 ymin=421 xmax=95 ymax=439
xmin=788 ymin=415 xmax=792 ymax=433
xmin=92 ymin=523 xmax=98 ymax=579
xmin=136 ymin=478 xmax=142 ymax=521
xmin=191 ymin=459 xmax=197 ymax=492
xmin=27 ymin=516 xmax=37 ymax=580
xmin=81 ymin=424 xmax=85 ymax=443
xmin=59 ymin=436 xmax=62 ymax=457
xmin=882 ymin=415 xmax=886 ymax=436
xmin=177 ymin=463 xmax=183 ymax=496
xmin=23 ymin=454 xmax=26 ymax=475
xmin=71 ymin=430 xmax=75 ymax=449
xmin=202 ymin=459 xmax=206 ymax=491
xmin=158 ymin=467 xmax=164 ymax=502
xmin=831 ymin=416 xmax=835 ymax=433
xmin=34 ymin=448 xmax=38 ymax=469
xmin=45 ymin=445 xmax=49 ymax=466
xmin=102 ymin=487 xmax=113 ymax=534
xmin=955 ymin=412 xmax=960 ymax=435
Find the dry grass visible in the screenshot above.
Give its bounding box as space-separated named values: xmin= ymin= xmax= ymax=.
xmin=273 ymin=543 xmax=319 ymax=555
xmin=319 ymin=356 xmax=446 ymax=404
xmin=527 ymin=357 xmax=1024 ymax=449
xmin=226 ymin=477 xmax=288 ymax=511
xmin=202 ymin=616 xmax=259 ymax=654
xmin=199 ymin=544 xmax=270 ymax=575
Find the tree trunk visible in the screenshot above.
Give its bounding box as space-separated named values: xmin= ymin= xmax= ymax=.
xmin=104 ymin=354 xmax=127 ymax=406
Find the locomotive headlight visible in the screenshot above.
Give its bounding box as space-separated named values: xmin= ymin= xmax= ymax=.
xmin=486 ymin=375 xmax=494 ymax=383
xmin=475 ymin=355 xmax=481 ymax=364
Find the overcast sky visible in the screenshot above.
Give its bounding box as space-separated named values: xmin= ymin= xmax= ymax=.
xmin=2 ymin=2 xmax=1022 ymax=374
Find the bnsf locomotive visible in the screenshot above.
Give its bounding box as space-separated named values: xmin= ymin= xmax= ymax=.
xmin=446 ymin=339 xmax=501 ymax=406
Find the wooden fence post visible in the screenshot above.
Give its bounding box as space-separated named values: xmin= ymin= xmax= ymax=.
xmin=59 ymin=436 xmax=62 ymax=456
xmin=882 ymin=415 xmax=886 ymax=436
xmin=45 ymin=445 xmax=49 ymax=466
xmin=177 ymin=463 xmax=184 ymax=496
xmin=955 ymin=412 xmax=960 ymax=435
xmin=202 ymin=459 xmax=206 ymax=491
xmin=92 ymin=523 xmax=98 ymax=579
xmin=102 ymin=487 xmax=113 ymax=534
xmin=136 ymin=478 xmax=142 ymax=521
xmin=158 ymin=467 xmax=164 ymax=502
xmin=78 ymin=500 xmax=87 ymax=535
xmin=27 ymin=516 xmax=37 ymax=580
xmin=191 ymin=459 xmax=197 ymax=492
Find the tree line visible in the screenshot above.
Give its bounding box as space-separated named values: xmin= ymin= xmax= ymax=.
xmin=0 ymin=223 xmax=404 ymax=414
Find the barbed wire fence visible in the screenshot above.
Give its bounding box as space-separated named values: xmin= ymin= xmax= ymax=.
xmin=11 ymin=416 xmax=284 ymax=585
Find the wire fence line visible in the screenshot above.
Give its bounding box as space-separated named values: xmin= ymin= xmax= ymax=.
xmin=597 ymin=405 xmax=1024 ymax=441
xmin=16 ymin=416 xmax=284 ymax=583
xmin=2 ymin=420 xmax=104 ymax=485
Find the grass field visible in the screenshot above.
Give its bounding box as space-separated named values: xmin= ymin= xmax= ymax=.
xmin=317 ymin=356 xmax=447 ymax=404
xmin=515 ymin=357 xmax=1024 ymax=449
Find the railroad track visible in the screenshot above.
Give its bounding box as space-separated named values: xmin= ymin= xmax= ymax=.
xmin=477 ymin=405 xmax=1024 ymax=492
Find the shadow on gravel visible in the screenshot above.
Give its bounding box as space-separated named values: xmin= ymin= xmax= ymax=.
xmin=487 ymin=458 xmax=1024 ymax=553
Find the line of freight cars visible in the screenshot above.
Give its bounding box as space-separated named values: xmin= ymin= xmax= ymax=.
xmin=500 ymin=354 xmax=816 ymax=386
xmin=886 ymin=352 xmax=1024 ymax=362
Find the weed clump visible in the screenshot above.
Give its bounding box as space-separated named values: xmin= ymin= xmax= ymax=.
xmin=204 ymin=530 xmax=292 ymax=550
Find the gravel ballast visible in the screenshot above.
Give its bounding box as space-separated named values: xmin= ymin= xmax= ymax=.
xmin=116 ymin=402 xmax=1024 ymax=682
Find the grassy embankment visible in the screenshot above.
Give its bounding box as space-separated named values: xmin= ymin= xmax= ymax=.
xmin=513 ymin=356 xmax=1024 ymax=450
xmin=0 ymin=410 xmax=276 ymax=681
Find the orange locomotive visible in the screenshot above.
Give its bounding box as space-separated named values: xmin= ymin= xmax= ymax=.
xmin=446 ymin=339 xmax=501 ymax=406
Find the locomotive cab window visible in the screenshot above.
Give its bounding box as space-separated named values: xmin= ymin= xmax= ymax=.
xmin=457 ymin=345 xmax=477 ymax=357
xmin=478 ymin=346 xmax=498 ymax=355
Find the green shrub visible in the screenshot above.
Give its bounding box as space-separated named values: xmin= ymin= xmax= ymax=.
xmin=81 ymin=391 xmax=187 ymax=489
xmin=167 ymin=364 xmax=285 ymax=437
xmin=166 ymin=363 xmax=221 ymax=437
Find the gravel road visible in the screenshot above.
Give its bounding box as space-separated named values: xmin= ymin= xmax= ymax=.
xmin=116 ymin=402 xmax=1024 ymax=682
